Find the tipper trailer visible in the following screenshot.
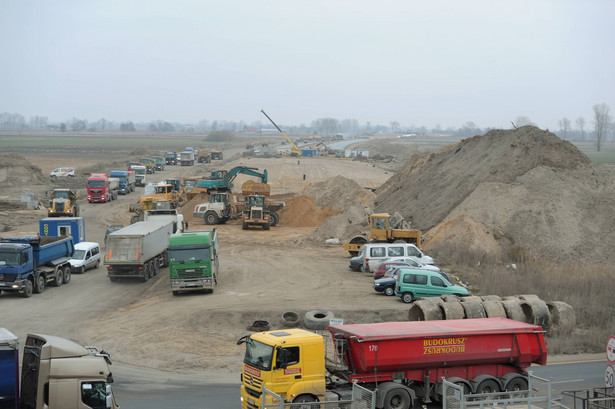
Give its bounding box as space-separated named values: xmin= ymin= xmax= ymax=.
xmin=0 ymin=328 xmax=120 ymax=409
xmin=238 ymin=317 xmax=547 ymax=409
xmin=0 ymin=235 xmax=75 ymax=297
xmin=104 ymin=220 xmax=173 ymax=282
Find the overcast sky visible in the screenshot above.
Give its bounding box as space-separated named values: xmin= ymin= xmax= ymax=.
xmin=2 ymin=0 xmax=614 ymax=130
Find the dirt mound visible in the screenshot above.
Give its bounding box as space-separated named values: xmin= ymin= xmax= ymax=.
xmin=0 ymin=154 xmax=47 ymax=186
xmin=374 ymin=126 xmax=615 ymax=264
xmin=303 ymin=175 xmax=376 ymax=210
xmin=178 ymin=193 xmax=209 ymax=228
xmin=279 ymin=195 xmax=340 ymax=227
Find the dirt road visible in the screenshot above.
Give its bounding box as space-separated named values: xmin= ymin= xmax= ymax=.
xmin=2 ymin=153 xmax=408 ymax=379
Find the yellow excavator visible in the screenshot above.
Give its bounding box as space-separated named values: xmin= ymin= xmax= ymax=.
xmin=48 ymin=189 xmax=80 ymax=217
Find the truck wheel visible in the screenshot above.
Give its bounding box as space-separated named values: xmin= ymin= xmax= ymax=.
xmin=385 ymin=286 xmax=395 ymax=296
xmin=263 ymin=222 xmax=270 ymax=231
xmin=148 ymin=261 xmax=155 ymax=278
xmin=172 ymin=291 xmax=180 ymax=296
xmin=34 ymin=275 xmax=46 ymax=294
xmin=401 ymin=292 xmax=414 ymax=303
xmin=21 ymin=279 xmax=34 ymax=298
xmin=109 ymin=277 xmax=118 ymax=282
xmin=268 ymin=212 xmax=279 ymax=227
xmin=153 ymin=261 xmax=159 ymax=276
xmin=53 ymin=270 xmax=64 ymax=287
xmin=242 ymin=222 xmax=248 ymax=230
xmin=204 ymin=211 xmax=219 ymax=225
xmin=475 ymin=378 xmax=501 ymax=394
xmin=74 ymin=205 xmax=80 ymax=217
xmin=63 ymin=266 xmax=71 ymax=284
xmin=293 ymin=395 xmax=317 ymax=408
xmin=140 ymin=266 xmax=149 ymax=282
xmin=383 ymin=387 xmax=412 ymax=409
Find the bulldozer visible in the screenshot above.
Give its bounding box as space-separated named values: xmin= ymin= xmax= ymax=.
xmin=343 ymin=213 xmax=422 ymax=256
xmin=48 ymin=188 xmax=80 ymax=217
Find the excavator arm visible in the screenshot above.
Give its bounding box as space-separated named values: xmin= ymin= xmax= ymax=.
xmin=260 ymin=109 xmax=302 ymax=156
xmin=225 ymin=166 xmax=268 ymax=184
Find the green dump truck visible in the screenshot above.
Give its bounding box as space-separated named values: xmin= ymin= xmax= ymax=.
xmin=168 ymin=229 xmax=219 ymax=295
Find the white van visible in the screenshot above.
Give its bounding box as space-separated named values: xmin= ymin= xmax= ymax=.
xmin=69 ymin=242 xmax=101 ymax=273
xmin=49 ymin=167 xmax=75 ymax=178
xmin=360 ymin=243 xmax=434 ymax=272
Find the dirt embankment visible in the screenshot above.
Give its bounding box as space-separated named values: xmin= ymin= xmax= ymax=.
xmin=372 ymin=126 xmax=615 ymax=265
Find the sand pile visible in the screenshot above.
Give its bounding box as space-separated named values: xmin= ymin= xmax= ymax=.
xmin=303 ymin=175 xmax=375 ymax=210
xmin=279 ymin=195 xmax=340 ymax=227
xmin=374 ymin=126 xmax=615 ymax=264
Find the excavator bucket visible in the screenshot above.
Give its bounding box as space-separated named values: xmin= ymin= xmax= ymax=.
xmin=242 ymin=180 xmax=270 ymax=196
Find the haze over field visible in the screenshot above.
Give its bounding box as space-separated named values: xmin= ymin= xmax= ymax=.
xmin=2 ymin=1 xmax=614 ymax=129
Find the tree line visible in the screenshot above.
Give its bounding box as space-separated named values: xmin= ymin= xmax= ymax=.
xmin=0 ymin=103 xmax=612 ymax=151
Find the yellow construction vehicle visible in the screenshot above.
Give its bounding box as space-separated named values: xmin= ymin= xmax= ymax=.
xmin=343 ymin=213 xmax=422 ymax=256
xmin=260 ymin=109 xmax=302 ymax=156
xmin=138 ymin=183 xmax=187 ymax=209
xmin=129 ymin=198 xmax=175 ymax=224
xmin=48 ymin=188 xmax=80 ymax=217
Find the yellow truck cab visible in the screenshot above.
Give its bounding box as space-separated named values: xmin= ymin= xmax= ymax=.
xmin=237 ymin=328 xmax=325 ymax=408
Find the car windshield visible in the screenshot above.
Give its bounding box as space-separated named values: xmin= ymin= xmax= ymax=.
xmin=87 ymin=180 xmax=105 ymax=188
xmin=54 ymin=191 xmax=70 ymax=199
xmin=243 ymin=339 xmax=274 ymax=370
xmin=72 ymin=249 xmax=86 ymax=259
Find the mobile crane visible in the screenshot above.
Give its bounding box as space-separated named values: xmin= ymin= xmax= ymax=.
xmin=260 ymin=109 xmax=302 ymax=156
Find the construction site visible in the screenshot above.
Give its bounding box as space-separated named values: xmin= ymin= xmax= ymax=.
xmin=0 ymin=125 xmax=613 ymax=384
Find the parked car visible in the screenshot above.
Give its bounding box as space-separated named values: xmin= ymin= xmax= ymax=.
xmin=373 ymin=268 xmax=402 ymax=296
xmin=49 ymin=167 xmax=75 ymax=178
xmin=372 ymin=261 xmax=413 ymax=279
xmin=373 ymin=257 xmax=442 ymax=279
xmin=395 ymin=268 xmax=469 ymax=303
xmin=69 ymin=242 xmax=101 ymax=273
xmin=360 ymin=243 xmax=434 ymax=272
xmin=349 ymin=253 xmax=365 ymax=271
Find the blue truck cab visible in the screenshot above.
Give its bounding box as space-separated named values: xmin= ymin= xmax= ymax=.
xmin=0 ymin=236 xmax=75 ymax=298
xmin=110 ymin=170 xmax=135 ymax=194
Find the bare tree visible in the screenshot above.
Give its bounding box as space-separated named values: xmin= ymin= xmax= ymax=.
xmin=575 ymin=117 xmax=586 ymax=141
xmin=593 ymin=103 xmax=611 ymax=151
xmin=390 ymin=121 xmax=400 ymax=133
xmin=558 ymin=117 xmax=571 ymax=139
xmin=514 ymin=116 xmax=536 ymax=127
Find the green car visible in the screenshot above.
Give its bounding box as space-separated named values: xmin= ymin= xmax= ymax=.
xmin=395 ymin=268 xmax=469 ymax=303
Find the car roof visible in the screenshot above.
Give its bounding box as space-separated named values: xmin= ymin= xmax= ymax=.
xmin=74 ymin=241 xmax=99 ymax=250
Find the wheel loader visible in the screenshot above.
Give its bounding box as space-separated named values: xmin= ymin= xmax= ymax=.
xmin=48 ymin=188 xmax=80 ymax=217
xmin=343 ymin=213 xmax=421 ymax=256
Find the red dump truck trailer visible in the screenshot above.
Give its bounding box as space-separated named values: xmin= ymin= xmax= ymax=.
xmin=238 ymin=317 xmax=547 ymax=409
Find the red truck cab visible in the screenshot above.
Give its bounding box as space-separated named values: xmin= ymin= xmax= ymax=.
xmin=87 ymin=173 xmax=116 ymax=203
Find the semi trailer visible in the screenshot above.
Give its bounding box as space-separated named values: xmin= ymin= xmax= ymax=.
xmin=238 ymin=318 xmax=547 ymax=409
xmin=104 ymin=220 xmax=173 ymax=282
xmin=109 ymin=170 xmax=136 ymax=194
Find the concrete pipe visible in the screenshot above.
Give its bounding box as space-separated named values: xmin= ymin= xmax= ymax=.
xmin=440 ymin=294 xmax=463 ymax=303
xmin=408 ymin=298 xmax=443 ymax=321
xmin=482 ymin=300 xmax=507 ymax=318
xmin=518 ymin=294 xmax=542 ymax=302
xmin=480 ymin=295 xmax=502 ymax=302
xmin=459 ymin=295 xmax=483 ymax=303
xmin=520 ymin=298 xmax=550 ymax=331
xmin=460 ymin=300 xmax=486 ymax=319
xmin=546 ymin=301 xmax=576 ymax=336
xmin=501 ymin=298 xmax=526 ymax=322
xmin=438 ymin=300 xmax=465 ymax=320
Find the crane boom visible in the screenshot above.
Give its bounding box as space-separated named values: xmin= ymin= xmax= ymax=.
xmin=260 ymin=109 xmax=302 ymax=156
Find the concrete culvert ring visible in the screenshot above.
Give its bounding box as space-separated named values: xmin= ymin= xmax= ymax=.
xmin=501 ymin=298 xmax=525 ymax=322
xmin=439 ymin=300 xmax=465 ymax=320
xmin=481 ymin=295 xmax=502 ymax=302
xmin=304 ymin=310 xmax=334 ymax=330
xmin=546 ymin=301 xmax=575 ymax=336
xmin=461 ymin=301 xmax=486 ymax=319
xmin=482 ymin=300 xmax=507 ymax=318
xmin=281 ymin=311 xmax=300 ymax=327
xmin=407 ymin=299 xmax=443 ymax=321
xmin=520 ymin=299 xmax=550 ymax=331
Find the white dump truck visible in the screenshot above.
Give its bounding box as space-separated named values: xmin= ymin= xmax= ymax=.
xmin=104 ymin=220 xmax=173 ymax=282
